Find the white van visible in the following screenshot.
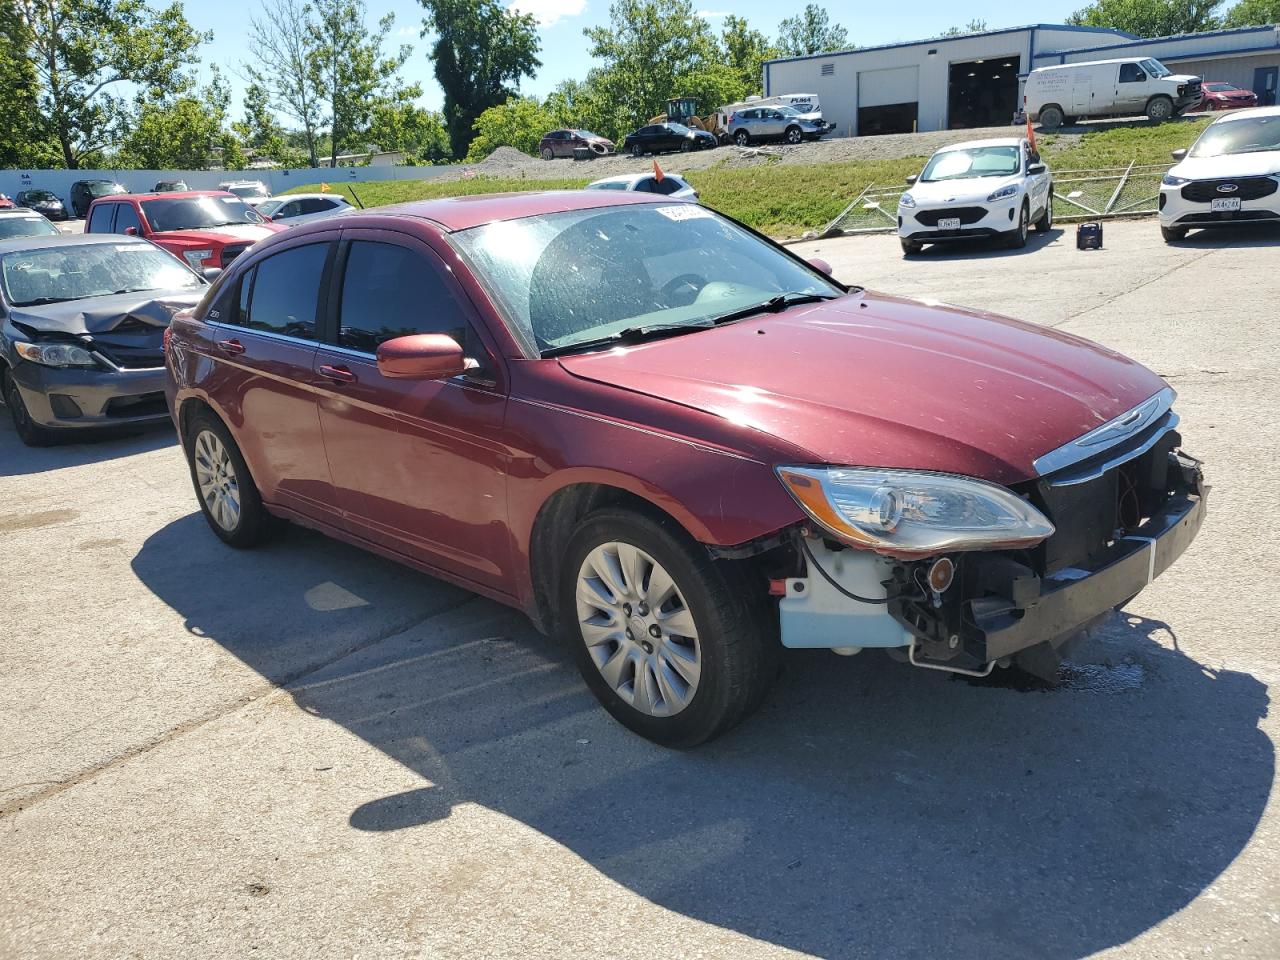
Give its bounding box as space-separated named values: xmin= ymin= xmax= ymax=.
xmin=1024 ymin=58 xmax=1203 ymax=129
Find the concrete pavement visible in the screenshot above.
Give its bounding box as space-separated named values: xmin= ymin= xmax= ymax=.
xmin=2 ymin=219 xmax=1278 ymax=959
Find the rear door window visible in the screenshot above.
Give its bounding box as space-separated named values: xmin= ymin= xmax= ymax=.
xmin=235 ymin=243 xmax=328 ymax=339
xmin=335 ymin=241 xmax=467 ymax=354
xmin=86 ymin=203 xmax=116 ymax=233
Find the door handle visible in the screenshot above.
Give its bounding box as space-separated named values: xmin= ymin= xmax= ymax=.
xmin=216 ymin=338 xmax=245 ymax=356
xmin=318 ymin=363 xmax=356 ymax=384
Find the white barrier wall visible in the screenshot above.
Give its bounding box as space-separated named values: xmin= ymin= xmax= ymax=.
xmin=0 ymin=165 xmax=457 ymax=209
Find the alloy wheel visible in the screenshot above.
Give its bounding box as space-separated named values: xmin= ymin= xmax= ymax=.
xmin=193 ymin=429 xmax=241 ymax=532
xmin=575 ymin=541 xmax=702 ymax=717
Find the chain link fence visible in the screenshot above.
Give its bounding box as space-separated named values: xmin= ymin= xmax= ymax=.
xmin=822 ymin=161 xmax=1174 ymax=237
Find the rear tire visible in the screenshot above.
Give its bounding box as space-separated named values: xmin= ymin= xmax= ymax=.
xmin=734 ymin=130 xmax=750 ymax=147
xmin=1161 ymin=225 xmax=1187 ymax=243
xmin=900 ymin=238 xmax=923 ymax=255
xmin=1146 ymin=96 xmax=1174 ymax=122
xmin=1034 ymin=189 xmax=1054 ymax=231
xmin=541 ymin=147 xmax=553 ymax=161
xmin=680 ymin=139 xmax=692 ymax=153
xmin=1039 ymin=105 xmax=1064 ymax=130
xmin=183 ymin=410 xmax=274 ymax=548
xmin=560 ymin=507 xmax=777 ymax=746
xmin=631 ymin=143 xmax=643 ymax=158
xmin=2 ymin=366 xmax=57 ymax=447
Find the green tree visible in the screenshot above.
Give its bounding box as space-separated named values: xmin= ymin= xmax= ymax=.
xmin=117 ymin=73 xmax=242 ymax=170
xmin=0 ymin=14 xmax=59 ymax=167
xmin=418 ymin=0 xmax=542 ymax=160
xmin=366 ymin=98 xmax=451 ymax=164
xmin=776 ymin=4 xmax=849 ymax=57
xmin=232 ymin=81 xmax=294 ymax=165
xmin=943 ymin=19 xmax=989 ymax=36
xmin=1223 ymin=0 xmax=1280 ymax=26
xmin=721 ymin=15 xmax=778 ymax=96
xmin=583 ymin=0 xmax=728 ymax=140
xmin=1066 ymin=0 xmax=1223 ymax=37
xmin=246 ymin=0 xmax=324 ymax=167
xmin=309 ymin=0 xmax=415 ymax=167
xmin=7 ymin=0 xmax=208 ymax=168
xmin=465 ymin=96 xmax=560 ymax=160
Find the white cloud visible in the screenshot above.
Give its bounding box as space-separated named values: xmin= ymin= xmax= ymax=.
xmin=509 ymin=0 xmax=589 ymax=27
xmin=697 ymin=9 xmax=732 ymax=17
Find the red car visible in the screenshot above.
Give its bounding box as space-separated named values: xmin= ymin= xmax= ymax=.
xmin=539 ymin=128 xmax=614 ymax=160
xmin=1193 ymin=82 xmax=1259 ymax=111
xmin=86 ymin=190 xmax=286 ymax=273
xmin=165 ymin=191 xmax=1206 ymax=745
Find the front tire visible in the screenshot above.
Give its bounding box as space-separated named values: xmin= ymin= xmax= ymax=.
xmin=630 ymin=143 xmax=643 ymax=158
xmin=2 ymin=366 xmax=56 ymax=447
xmin=541 ymin=147 xmax=554 ymax=160
xmin=734 ymin=130 xmax=750 ymax=147
xmin=1161 ymin=224 xmax=1187 ymax=243
xmin=561 ymin=507 xmax=776 ymax=746
xmin=1006 ymin=201 xmax=1030 ymax=249
xmin=183 ymin=410 xmax=273 ymax=548
xmin=901 ymin=238 xmax=924 ymax=255
xmin=1146 ymin=96 xmax=1174 ymax=122
xmin=785 ymin=125 xmax=802 ymax=145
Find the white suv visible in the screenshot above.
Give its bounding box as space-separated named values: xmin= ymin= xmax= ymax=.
xmin=1159 ymin=106 xmax=1280 ymax=242
xmin=898 ymin=137 xmax=1054 ymax=255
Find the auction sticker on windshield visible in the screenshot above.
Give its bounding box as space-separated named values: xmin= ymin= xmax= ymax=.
xmin=655 ymin=205 xmax=712 ymax=221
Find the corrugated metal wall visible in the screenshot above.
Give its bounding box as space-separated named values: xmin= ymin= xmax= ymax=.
xmin=1164 ymin=53 xmax=1280 ymax=95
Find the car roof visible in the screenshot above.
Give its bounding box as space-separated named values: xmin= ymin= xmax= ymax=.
xmin=101 ymin=190 xmax=236 ymax=201
xmin=0 ymin=208 xmax=53 ymax=217
xmin=302 ymin=190 xmax=672 ymax=233
xmin=1209 ymin=105 xmax=1280 ymax=123
xmin=936 ymin=137 xmax=1023 ymax=152
xmin=0 ymin=233 xmax=150 ymax=253
xmin=266 ymin=193 xmax=344 ymax=201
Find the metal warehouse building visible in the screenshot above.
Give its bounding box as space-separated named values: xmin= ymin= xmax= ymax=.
xmin=764 ymin=23 xmax=1280 ymax=136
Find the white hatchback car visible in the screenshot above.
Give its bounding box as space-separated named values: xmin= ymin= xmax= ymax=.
xmin=1159 ymin=106 xmax=1280 ymax=242
xmin=256 ymin=193 xmax=355 ymax=226
xmin=898 ymin=137 xmax=1053 ymax=255
xmin=586 ymin=172 xmax=698 ymax=201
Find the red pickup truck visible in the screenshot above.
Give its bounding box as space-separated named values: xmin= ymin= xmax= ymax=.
xmin=86 ymin=191 xmax=286 ymax=272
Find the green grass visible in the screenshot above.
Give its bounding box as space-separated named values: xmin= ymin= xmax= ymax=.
xmin=285 ymin=118 xmax=1211 ymax=237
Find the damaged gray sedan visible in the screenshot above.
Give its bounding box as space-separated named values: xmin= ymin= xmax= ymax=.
xmin=0 ymin=234 xmax=206 ymax=445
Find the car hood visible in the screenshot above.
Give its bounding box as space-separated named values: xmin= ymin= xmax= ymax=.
xmin=156 ymin=223 xmax=284 ymax=244
xmin=556 ymin=291 xmax=1167 ymax=485
xmin=1171 ymin=152 xmax=1280 ymax=179
xmin=909 ymin=175 xmax=1020 ymax=204
xmin=8 ymin=289 xmax=205 ymax=336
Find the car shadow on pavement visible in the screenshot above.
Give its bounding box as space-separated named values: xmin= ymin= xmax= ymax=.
xmin=1173 ymin=226 xmax=1280 ymax=249
xmin=133 ymin=517 xmax=1272 ymax=960
xmin=911 ymin=228 xmax=1062 ymax=260
xmin=0 ymin=416 xmax=175 ymax=477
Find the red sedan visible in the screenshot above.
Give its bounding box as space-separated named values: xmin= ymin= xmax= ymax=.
xmin=165 ymin=191 xmax=1206 ymax=745
xmin=1194 ymin=81 xmax=1259 ymax=111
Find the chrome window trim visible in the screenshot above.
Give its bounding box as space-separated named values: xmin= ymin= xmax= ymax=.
xmin=1033 ymin=386 xmax=1176 ymax=481
xmin=207 ymin=319 xmax=318 ymax=349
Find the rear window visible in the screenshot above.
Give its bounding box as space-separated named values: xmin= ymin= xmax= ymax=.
xmin=0 ymin=216 xmax=60 ymax=240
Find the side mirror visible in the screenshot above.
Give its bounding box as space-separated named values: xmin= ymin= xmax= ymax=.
xmin=271 ymin=212 xmax=285 ymax=221
xmin=201 ymin=267 xmax=222 ymax=282
xmin=1171 ymin=148 xmax=1187 ymax=161
xmin=905 ymin=174 xmax=918 ymax=186
xmin=123 ymin=226 xmax=138 ymax=236
xmin=807 ymin=257 xmax=833 ymax=276
xmin=1028 ymin=162 xmax=1046 ymax=175
xmin=376 ymin=333 xmax=466 ymax=380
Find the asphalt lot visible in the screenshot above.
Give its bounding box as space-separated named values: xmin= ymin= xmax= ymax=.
xmin=3 ymin=219 xmax=1278 ymax=959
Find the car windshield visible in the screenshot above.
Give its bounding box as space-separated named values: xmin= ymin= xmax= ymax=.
xmin=225 ymin=184 xmax=268 ymax=200
xmin=667 ymin=123 xmax=691 ymax=134
xmin=83 ymin=182 xmax=120 ymax=196
xmin=155 ymin=182 xmax=187 ymax=192
xmin=573 ymin=130 xmax=600 ymax=138
xmin=0 ymin=243 xmax=201 ymax=307
xmin=1142 ymin=59 xmax=1172 ymax=78
xmin=0 ymin=216 xmax=60 ymax=240
xmin=1205 ymin=83 xmax=1238 ymax=92
xmin=141 ymin=196 xmax=264 ymax=231
xmin=921 ymin=145 xmax=1020 ymax=181
xmin=1189 ymin=115 xmax=1280 ymax=157
xmin=452 ymin=204 xmax=840 ymax=356
xmin=26 ymin=191 xmax=58 ymax=202
xmin=256 ymin=199 xmax=284 ymax=217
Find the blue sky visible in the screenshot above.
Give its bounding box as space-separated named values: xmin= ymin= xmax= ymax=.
xmin=191 ymin=1 xmax=1093 ymax=118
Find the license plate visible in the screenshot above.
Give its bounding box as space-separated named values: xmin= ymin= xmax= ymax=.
xmin=1210 ymin=198 xmax=1241 ymax=212
xmin=938 ymin=217 xmax=961 ymax=230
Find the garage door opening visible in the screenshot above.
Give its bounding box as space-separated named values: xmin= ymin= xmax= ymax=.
xmin=948 ymin=56 xmax=1021 ymax=128
xmin=858 ymin=103 xmax=918 ymax=135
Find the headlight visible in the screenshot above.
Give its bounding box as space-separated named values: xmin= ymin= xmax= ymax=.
xmin=987 ymin=184 xmax=1019 ymax=202
xmin=776 ymin=466 xmax=1055 ymax=556
xmin=899 ymin=193 xmax=916 ymax=208
xmin=1162 ymin=173 xmax=1191 ymax=186
xmin=15 ymin=341 xmax=97 ymax=368
xmin=183 ymin=249 xmax=215 ymax=269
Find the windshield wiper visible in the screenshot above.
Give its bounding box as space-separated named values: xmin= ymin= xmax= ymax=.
xmin=14 ymin=296 xmax=75 ymax=306
xmin=707 ymin=291 xmax=840 ymax=326
xmin=541 ymin=320 xmax=713 ymax=358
